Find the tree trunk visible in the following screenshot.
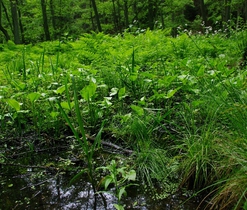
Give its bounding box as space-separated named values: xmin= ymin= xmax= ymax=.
xmin=132 ymin=0 xmax=139 ymax=27
xmin=0 ymin=24 xmax=10 ymax=41
xmin=49 ymin=0 xmax=56 ymax=38
xmin=199 ymin=0 xmax=207 ymax=24
xmin=147 ymin=0 xmax=156 ymax=30
xmin=171 ymin=12 xmax=177 ymax=37
xmin=91 ymin=0 xmax=102 ymax=32
xmin=0 ymin=0 xmax=10 ymax=41
xmin=2 ymin=0 xmax=12 ymax=32
xmin=112 ymin=0 xmax=118 ymax=32
xmin=41 ymin=0 xmax=51 ymax=41
xmin=193 ymin=0 xmax=207 ymax=25
xmin=244 ymin=0 xmax=247 ymax=23
xmin=223 ymin=0 xmax=231 ymax=23
xmin=116 ymin=0 xmax=121 ymax=31
xmin=160 ymin=5 xmax=165 ymax=29
xmin=10 ymin=0 xmax=21 ymax=44
xmin=123 ymin=0 xmax=129 ymax=28
xmin=16 ymin=0 xmax=25 ymax=43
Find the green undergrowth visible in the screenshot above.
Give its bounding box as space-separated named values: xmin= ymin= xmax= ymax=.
xmin=1 ymin=29 xmax=247 ymax=209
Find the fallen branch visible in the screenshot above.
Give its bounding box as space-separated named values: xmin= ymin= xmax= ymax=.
xmin=86 ymin=134 xmax=134 ymax=155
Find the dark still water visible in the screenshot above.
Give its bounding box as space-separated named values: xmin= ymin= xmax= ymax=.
xmin=0 ymin=167 xmax=205 ymax=210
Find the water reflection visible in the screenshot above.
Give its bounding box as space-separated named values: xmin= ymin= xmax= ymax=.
xmin=0 ymin=168 xmax=203 ymax=210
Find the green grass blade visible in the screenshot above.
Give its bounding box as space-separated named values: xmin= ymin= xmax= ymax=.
xmin=57 ymin=102 xmax=84 ymax=148
xmin=72 ymin=77 xmax=87 ymax=143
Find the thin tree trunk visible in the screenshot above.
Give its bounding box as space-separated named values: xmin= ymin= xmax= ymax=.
xmin=89 ymin=0 xmax=95 ymax=31
xmin=193 ymin=0 xmax=207 ymax=25
xmin=200 ymin=0 xmax=207 ymax=24
xmin=91 ymin=0 xmax=102 ymax=32
xmin=223 ymin=0 xmax=231 ymax=22
xmin=49 ymin=0 xmax=56 ymax=38
xmin=112 ymin=0 xmax=118 ymax=32
xmin=0 ymin=25 xmax=10 ymax=40
xmin=41 ymin=0 xmax=51 ymax=41
xmin=132 ymin=0 xmax=139 ymax=27
xmin=171 ymin=12 xmax=177 ymax=37
xmin=160 ymin=10 xmax=165 ymax=29
xmin=16 ymin=0 xmax=25 ymax=43
xmin=123 ymin=0 xmax=129 ymax=28
xmin=2 ymin=0 xmax=12 ymax=32
xmin=147 ymin=0 xmax=155 ymax=29
xmin=235 ymin=3 xmax=242 ymax=29
xmin=0 ymin=0 xmax=10 ymax=41
xmin=244 ymin=0 xmax=247 ymax=23
xmin=10 ymin=0 xmax=21 ymax=44
xmin=116 ymin=0 xmax=121 ymax=31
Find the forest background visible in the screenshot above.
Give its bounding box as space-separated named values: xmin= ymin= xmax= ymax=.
xmin=0 ymin=0 xmax=247 ymax=44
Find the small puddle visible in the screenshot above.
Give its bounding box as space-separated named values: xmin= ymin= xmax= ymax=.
xmin=1 ymin=167 xmax=205 ymax=210
xmin=0 ymin=140 xmax=206 ymax=210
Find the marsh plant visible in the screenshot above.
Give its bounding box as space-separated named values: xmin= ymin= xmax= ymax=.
xmin=97 ymin=160 xmax=137 ymax=210
xmin=58 ymin=76 xmax=104 ymax=207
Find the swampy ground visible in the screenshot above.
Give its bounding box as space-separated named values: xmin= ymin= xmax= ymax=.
xmin=0 ymin=134 xmax=203 ymax=210
xmin=1 ymin=29 xmax=247 ymax=209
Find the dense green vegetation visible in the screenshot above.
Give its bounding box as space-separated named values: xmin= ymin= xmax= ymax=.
xmin=1 ymin=26 xmax=247 ymax=209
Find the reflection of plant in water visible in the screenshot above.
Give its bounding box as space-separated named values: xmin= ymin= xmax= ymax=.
xmin=97 ymin=159 xmax=137 ymax=210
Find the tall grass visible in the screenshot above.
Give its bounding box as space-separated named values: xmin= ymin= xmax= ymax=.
xmin=176 ymin=29 xmax=247 ymax=209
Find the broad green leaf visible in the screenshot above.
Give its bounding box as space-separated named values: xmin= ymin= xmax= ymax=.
xmin=80 ymin=82 xmax=97 ymax=102
xmin=110 ymin=87 xmax=118 ymax=96
xmin=160 ymin=75 xmax=177 ymax=87
xmin=54 ymin=85 xmax=66 ymax=94
xmin=138 ymin=96 xmax=146 ymax=105
xmin=221 ymin=90 xmax=228 ymax=100
xmin=130 ymin=105 xmax=144 ymax=116
xmin=104 ymin=175 xmax=113 ymax=190
xmin=11 ymin=80 xmax=26 ymax=90
xmin=27 ymin=92 xmax=41 ymax=103
xmin=120 ymin=113 xmax=131 ymax=123
xmin=113 ymin=204 xmax=125 ymax=210
xmin=103 ymin=97 xmax=112 ymax=107
xmin=177 ymin=74 xmax=188 ymax=84
xmin=18 ymin=82 xmax=25 ymax=90
xmin=191 ymin=100 xmax=204 ymax=107
xmin=117 ymin=167 xmax=127 ymax=175
xmin=165 ymin=87 xmax=181 ymax=99
xmin=50 ymin=111 xmax=59 ymax=118
xmin=110 ymin=159 xmax=116 ymax=167
xmin=197 ymin=65 xmax=204 ymax=77
xmin=61 ymin=101 xmax=74 ymax=110
xmin=118 ymin=186 xmax=126 ymax=200
xmin=130 ymin=72 xmax=138 ymax=81
xmin=126 ymin=170 xmax=136 ymax=181
xmin=118 ymin=87 xmax=126 ymax=100
xmin=5 ymin=99 xmax=21 ymax=111
xmin=243 ymin=200 xmax=247 ymax=210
